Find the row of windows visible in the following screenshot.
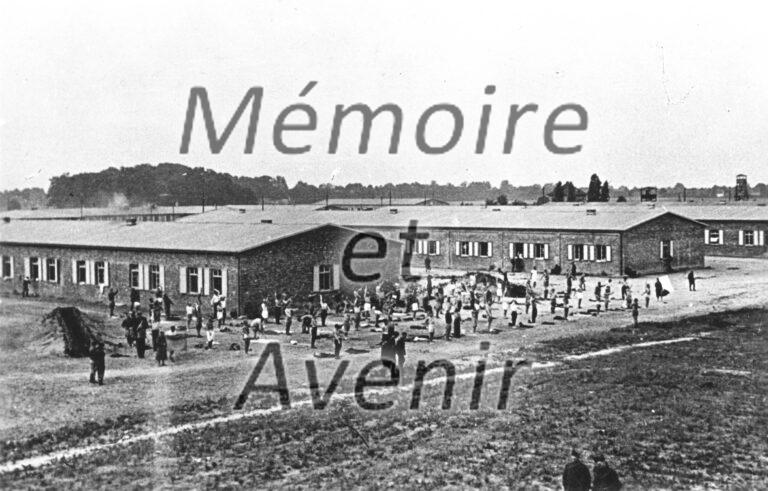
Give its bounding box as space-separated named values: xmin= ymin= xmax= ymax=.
xmin=0 ymin=256 xmax=227 ymax=296
xmin=567 ymin=244 xmax=613 ymax=262
xmin=706 ymin=229 xmax=766 ymax=246
xmin=404 ymin=241 xmax=611 ymax=262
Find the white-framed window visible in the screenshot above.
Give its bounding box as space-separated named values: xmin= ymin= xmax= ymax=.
xmin=318 ymin=264 xmax=332 ymax=291
xmin=129 ymin=264 xmax=140 ymax=289
xmin=45 ymin=258 xmax=59 ymax=283
xmin=595 ymin=245 xmax=612 ymax=262
xmin=2 ymin=256 xmax=13 ymax=279
xmin=416 ymin=240 xmax=441 ymax=256
xmin=458 ymin=241 xmax=471 ymax=256
xmin=509 ymin=243 xmax=525 ymax=258
xmin=76 ymin=260 xmax=87 ymax=284
xmin=477 ymin=242 xmax=489 ymax=257
xmin=149 ymin=264 xmax=161 ymax=290
xmin=210 ymin=268 xmax=223 ymax=293
xmin=186 ymin=267 xmax=200 ymax=294
xmin=95 ymin=261 xmax=106 ymax=285
xmin=572 ymin=244 xmax=585 ymax=261
xmin=705 ymin=230 xmax=723 ymax=245
xmin=533 ymin=243 xmax=550 ymax=260
xmin=738 ymin=229 xmax=765 ymax=247
xmin=660 ymin=240 xmax=674 ymax=259
xmin=29 ymin=257 xmax=40 ymax=281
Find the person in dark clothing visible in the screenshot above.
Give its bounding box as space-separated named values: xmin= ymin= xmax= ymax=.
xmin=562 ymin=450 xmax=591 ymax=491
xmin=22 ymin=276 xmax=30 ymax=298
xmin=566 ymin=274 xmax=573 ymax=297
xmin=570 ymin=262 xmax=577 ymax=278
xmin=452 ymin=311 xmax=462 ymax=338
xmin=108 ymin=288 xmax=117 ymax=317
xmin=654 ymin=278 xmax=663 ymax=301
xmin=122 ymin=312 xmax=135 ymax=347
xmin=242 ymin=323 xmax=252 ymax=354
xmin=444 ymin=311 xmax=452 ymax=340
xmin=155 ymin=331 xmax=168 ymax=366
xmin=333 ymin=326 xmax=343 ymax=359
xmin=394 ymin=331 xmax=407 ymax=374
xmin=309 ymin=317 xmax=318 ymax=349
xmin=687 ymin=270 xmax=696 ymax=291
xmin=301 ymin=314 xmax=313 ymax=334
xmin=631 ymin=298 xmax=639 ymax=329
xmin=592 ymin=454 xmax=622 ymax=491
xmin=530 ymin=298 xmax=538 ymax=324
xmin=163 ymin=293 xmax=173 ymax=318
xmin=380 ymin=330 xmax=396 ymax=364
xmin=89 ymin=341 xmax=106 ymax=385
xmin=594 ymin=282 xmax=602 ymax=302
xmin=319 ymin=295 xmax=329 ymax=327
xmin=135 ymin=314 xmax=148 ymax=359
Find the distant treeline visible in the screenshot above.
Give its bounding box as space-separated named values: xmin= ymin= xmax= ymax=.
xmin=2 ymin=163 xmax=766 ymax=209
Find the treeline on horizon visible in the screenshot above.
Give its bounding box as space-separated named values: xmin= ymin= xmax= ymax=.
xmin=1 ymin=163 xmax=766 ymax=210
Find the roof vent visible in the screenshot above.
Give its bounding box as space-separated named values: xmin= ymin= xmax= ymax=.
xmin=260 ymin=219 xmax=273 ymax=224
xmin=2 ymin=217 xmax=10 ymax=223
xmin=126 ymin=217 xmax=137 ymax=226
xmin=586 ymin=209 xmax=597 ymax=216
xmin=239 ymin=208 xmax=246 ymax=213
xmin=389 ymin=208 xmax=398 ymax=214
xmin=491 ymin=208 xmax=501 ymax=212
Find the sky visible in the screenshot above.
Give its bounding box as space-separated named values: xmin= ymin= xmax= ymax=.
xmin=1 ymin=1 xmax=767 ymax=192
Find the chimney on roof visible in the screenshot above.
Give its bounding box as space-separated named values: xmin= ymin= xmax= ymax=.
xmin=586 ymin=209 xmax=597 ymax=216
xmin=389 ymin=208 xmax=398 ymax=214
xmin=260 ymin=219 xmax=273 ymax=224
xmin=2 ymin=217 xmax=10 ymax=223
xmin=126 ymin=217 xmax=137 ymax=226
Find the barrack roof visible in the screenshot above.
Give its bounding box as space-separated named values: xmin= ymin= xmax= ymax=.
xmin=0 ymin=220 xmax=348 ymax=254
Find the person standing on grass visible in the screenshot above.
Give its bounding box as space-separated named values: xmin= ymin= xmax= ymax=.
xmin=260 ymin=299 xmax=269 ymax=325
xmin=155 ymin=331 xmax=168 ymax=366
xmin=625 ymin=285 xmax=633 ymax=310
xmin=425 ymin=312 xmax=435 ymax=341
xmin=195 ymin=299 xmax=203 ymax=337
xmin=452 ymin=308 xmax=462 ymax=338
xmin=319 ymin=295 xmax=329 ymax=326
xmin=654 ymin=278 xmax=663 ymax=301
xmin=604 ymin=285 xmax=611 ymax=312
xmin=395 ymin=331 xmax=407 ymax=374
xmin=631 ymin=298 xmax=639 ymax=329
xmin=562 ymin=449 xmax=591 ymax=491
xmin=530 ymin=298 xmax=538 ymax=324
xmin=205 ymin=315 xmax=215 ymax=349
xmin=550 ymin=292 xmax=557 ymax=314
xmin=333 ymin=325 xmax=343 ymax=359
xmin=284 ymin=303 xmax=293 ymax=335
xmin=22 ymin=275 xmax=30 ymax=297
xmin=643 ymin=283 xmax=651 ymax=308
xmin=89 ymin=340 xmax=106 ymax=386
xmin=122 ymin=312 xmax=135 ymax=348
xmin=563 ymin=294 xmax=570 ymax=321
xmin=108 ymin=288 xmax=117 ymax=317
xmin=566 ymin=274 xmax=573 ymax=297
xmin=160 ymin=292 xmax=172 ymax=319
xmin=579 ymin=274 xmax=586 ymax=292
xmin=242 ymin=322 xmax=252 ymax=354
xmin=688 ymin=270 xmax=696 ymax=291
xmin=130 ymin=287 xmax=140 ymax=312
xmin=594 ymin=282 xmax=602 ymax=302
xmin=136 ymin=313 xmax=148 ymax=359
xmin=185 ymin=302 xmax=194 ymax=331
xmin=310 ymin=316 xmax=319 ymax=349
xmin=543 ymin=271 xmax=550 ymax=299
xmin=151 ymin=318 xmax=160 ymax=351
xmin=576 ymin=287 xmax=584 ymax=310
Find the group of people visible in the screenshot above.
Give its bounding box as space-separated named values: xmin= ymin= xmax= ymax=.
xmin=562 ymin=450 xmax=622 ymax=491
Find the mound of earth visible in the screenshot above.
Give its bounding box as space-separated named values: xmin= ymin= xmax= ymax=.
xmin=36 ymin=307 xmax=118 ymax=357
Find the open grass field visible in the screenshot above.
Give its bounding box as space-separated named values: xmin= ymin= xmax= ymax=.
xmin=0 ymin=257 xmax=766 ymax=488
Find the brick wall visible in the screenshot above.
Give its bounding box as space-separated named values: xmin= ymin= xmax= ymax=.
xmin=0 ymin=244 xmax=238 ymax=313
xmin=699 ymin=220 xmax=768 ymax=258
xmin=236 ymin=225 xmax=403 ymax=317
xmin=348 ymin=227 xmax=623 ymax=275
xmin=623 ymin=214 xmax=705 ymax=274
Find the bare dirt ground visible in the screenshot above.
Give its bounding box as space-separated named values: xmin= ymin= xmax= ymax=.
xmin=0 ymin=256 xmax=766 ymax=488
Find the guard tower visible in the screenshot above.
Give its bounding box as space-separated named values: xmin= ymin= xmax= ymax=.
xmin=640 ymin=186 xmax=658 ymax=202
xmin=734 ymin=174 xmax=749 ymax=201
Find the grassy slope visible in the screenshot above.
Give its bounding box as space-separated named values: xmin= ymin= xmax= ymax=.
xmin=1 ymin=309 xmax=766 ymax=489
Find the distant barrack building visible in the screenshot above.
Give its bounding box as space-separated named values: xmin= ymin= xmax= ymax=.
xmin=0 ymin=220 xmax=403 ymax=317
xmin=313 ymin=197 xmax=450 ymax=210
xmin=177 ymin=205 xmax=707 ymax=276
